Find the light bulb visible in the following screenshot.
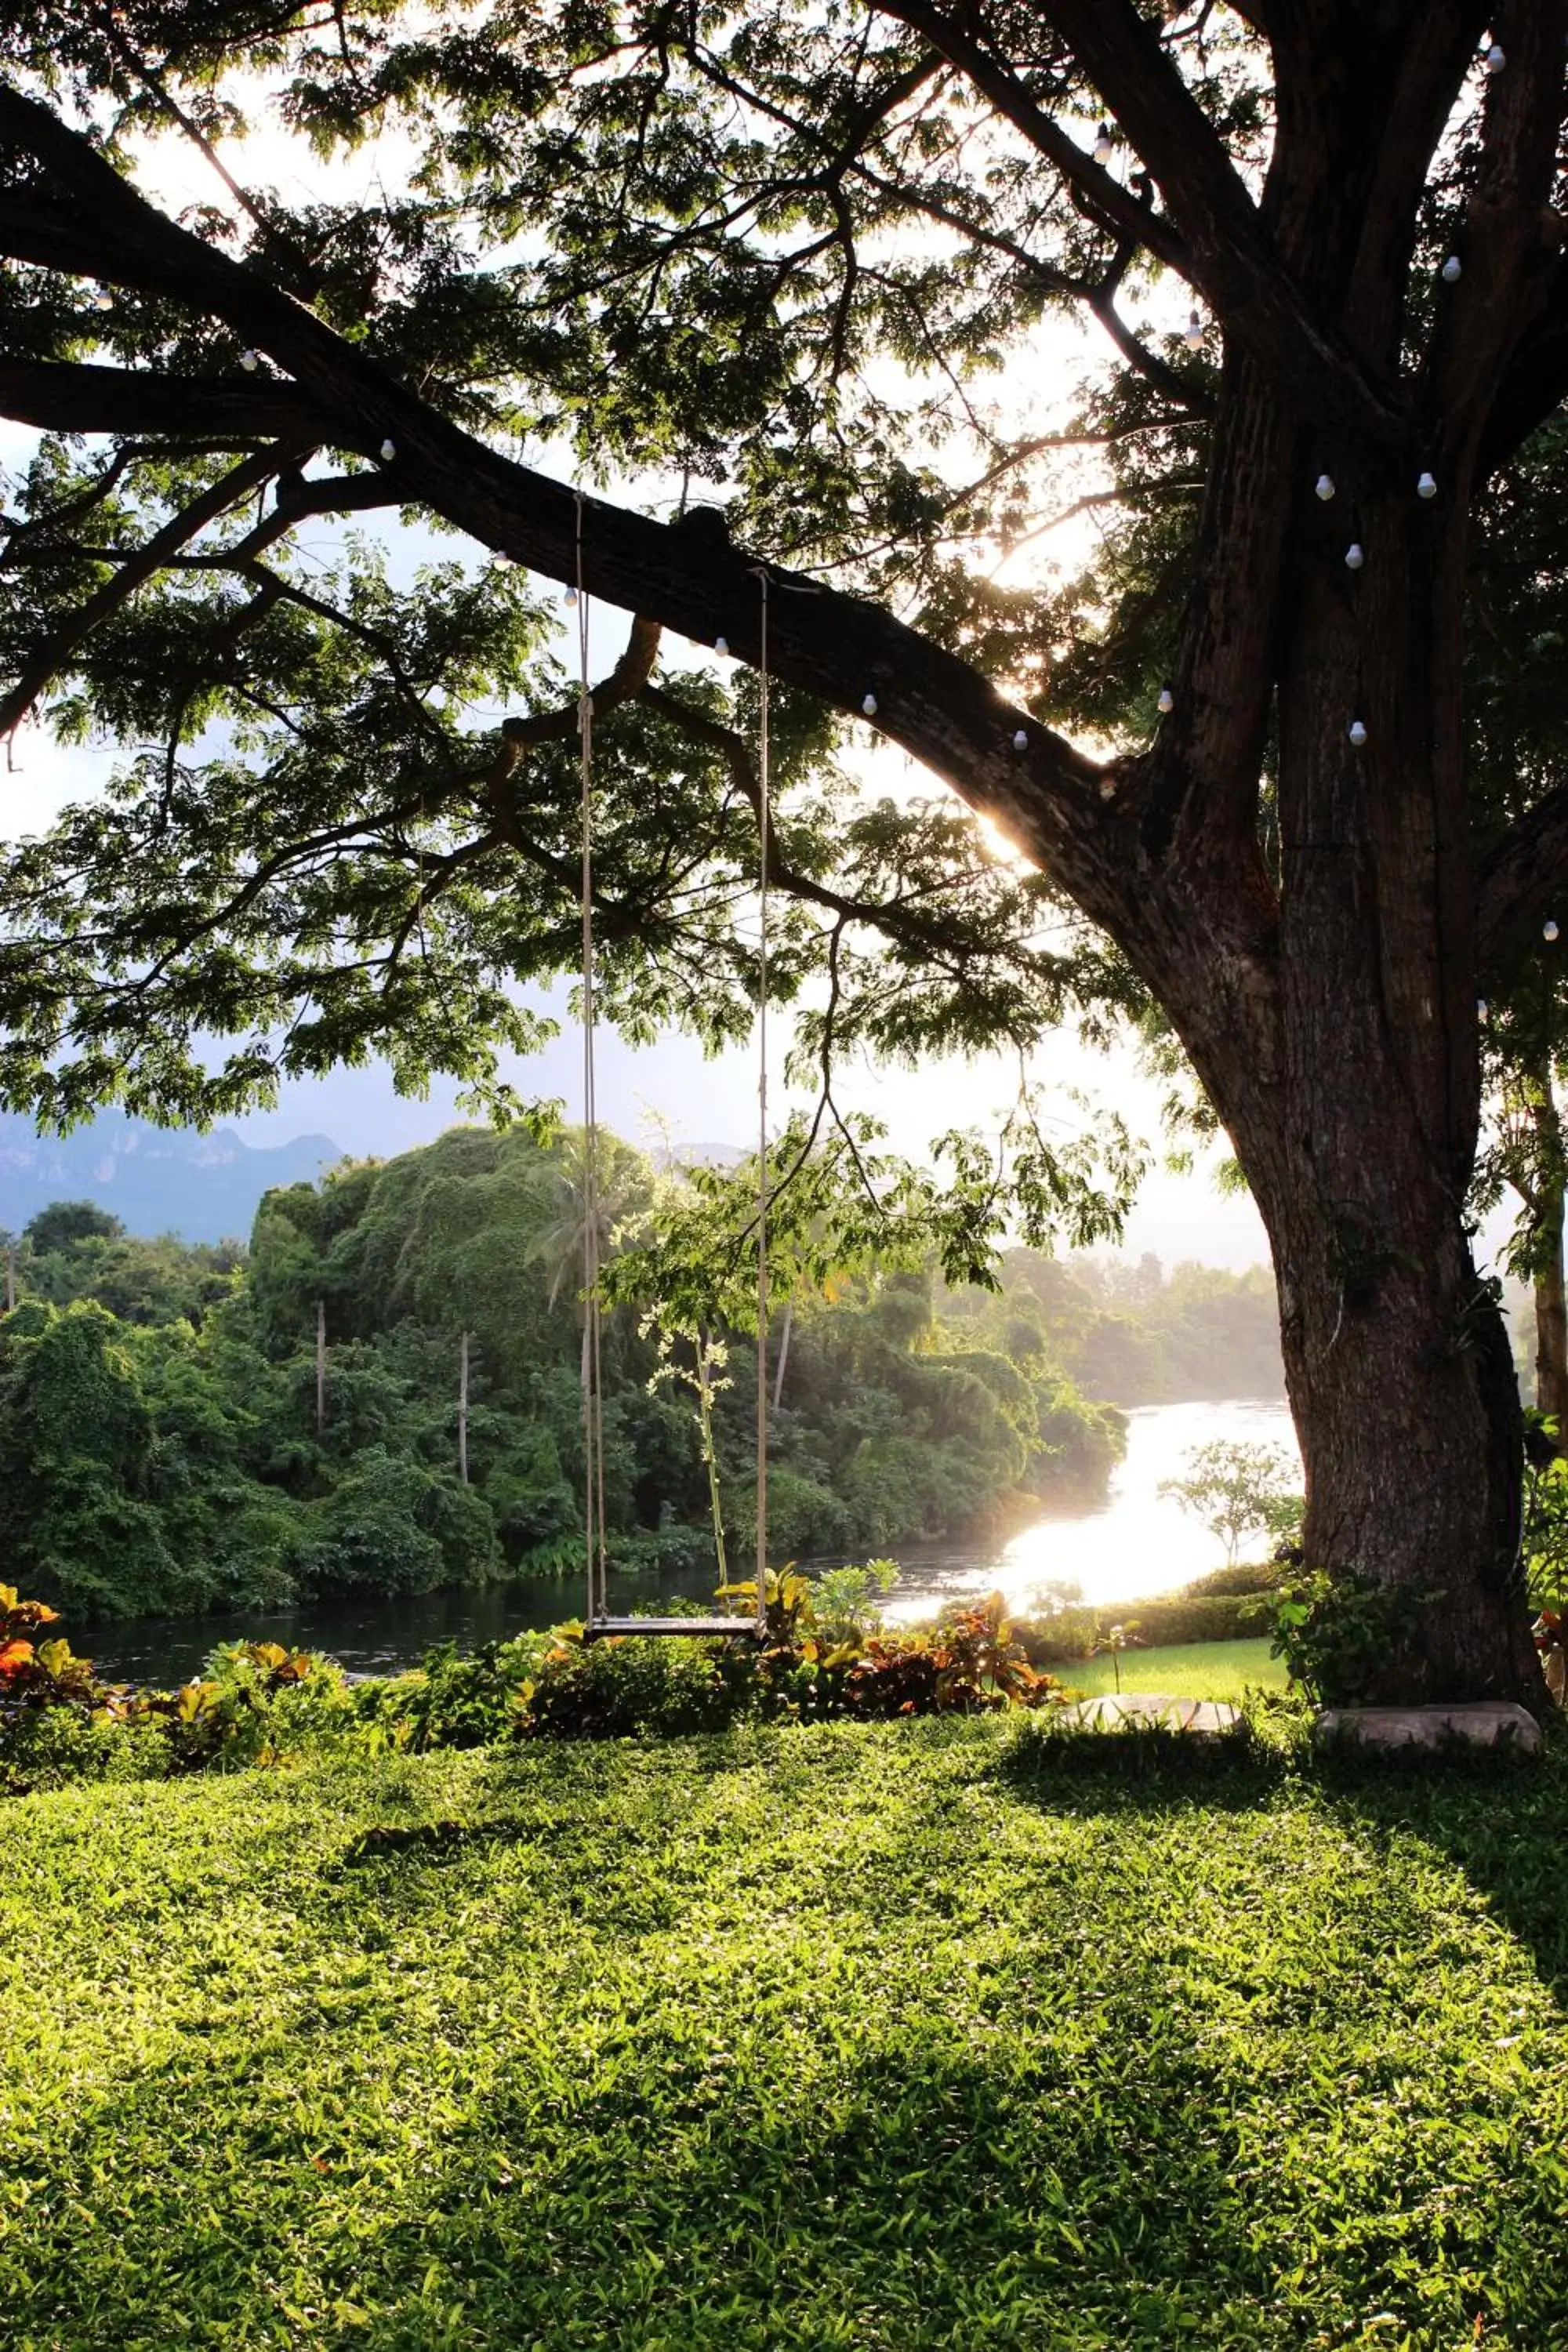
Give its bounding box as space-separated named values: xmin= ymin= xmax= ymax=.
xmin=1315 ymin=473 xmax=1336 ymax=501
xmin=1098 ymin=776 xmax=1116 ymax=801
xmin=379 ymin=437 xmax=397 ymax=461
xmin=862 ymin=692 xmax=878 ymax=717
xmin=1157 ymin=686 xmax=1174 ymax=714
xmin=1093 ymin=122 xmax=1114 ymax=165
xmin=1477 ymin=1000 xmax=1489 ymax=1018
xmin=239 ymin=348 xmax=260 ymax=372
xmin=564 ymin=586 xmax=579 ymax=608
xmin=1345 ymin=543 xmax=1365 ymax=569
xmin=1348 ymin=719 xmax=1368 ymax=746
xmin=1546 ymin=919 xmax=1561 ymax=943
xmin=1417 ymin=470 xmax=1437 ymax=498
xmin=1182 ymin=311 xmax=1203 ymax=351
xmin=1483 ymin=42 xmax=1505 ymax=73
xmin=1012 ymin=728 xmax=1029 ymax=750
xmin=714 ymin=635 xmax=729 ymax=656
xmin=93 ymin=287 xmax=114 ymax=311
xmin=1440 ymin=255 xmax=1462 ymax=284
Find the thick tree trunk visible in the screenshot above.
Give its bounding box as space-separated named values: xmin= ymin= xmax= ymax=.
xmin=1145 ymin=485 xmax=1544 ymax=1709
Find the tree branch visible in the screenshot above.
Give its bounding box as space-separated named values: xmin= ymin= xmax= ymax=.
xmin=0 ymin=358 xmax=332 ymax=442
xmin=0 ymin=441 xmax=299 ymax=739
xmin=871 ymin=0 xmax=1401 ymax=452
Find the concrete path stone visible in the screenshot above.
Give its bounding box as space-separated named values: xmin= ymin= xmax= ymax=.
xmin=1060 ymin=1693 xmax=1242 ymax=1737
xmin=1313 ymin=1701 xmax=1542 ymax=1755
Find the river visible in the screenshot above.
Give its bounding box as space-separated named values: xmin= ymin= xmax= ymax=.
xmin=79 ymin=1397 xmax=1298 ymax=1685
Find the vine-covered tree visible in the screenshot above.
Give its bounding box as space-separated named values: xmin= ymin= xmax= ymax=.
xmin=2 ymin=4 xmax=1566 ymax=1700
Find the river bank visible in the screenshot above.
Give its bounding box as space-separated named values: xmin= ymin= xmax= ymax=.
xmin=75 ymin=1399 xmax=1294 ymax=1684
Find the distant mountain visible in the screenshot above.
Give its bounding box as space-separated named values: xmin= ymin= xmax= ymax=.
xmin=0 ymin=1111 xmax=341 ymax=1245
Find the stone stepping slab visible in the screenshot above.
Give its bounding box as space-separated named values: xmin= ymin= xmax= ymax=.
xmin=1060 ymin=1693 xmax=1241 ymax=1737
xmin=1313 ymin=1701 xmax=1542 ymax=1755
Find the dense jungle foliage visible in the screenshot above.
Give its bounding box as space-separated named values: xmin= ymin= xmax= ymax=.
xmin=0 ymin=1124 xmax=1282 ymax=1624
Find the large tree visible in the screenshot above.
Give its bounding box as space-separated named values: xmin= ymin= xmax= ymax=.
xmin=1 ymin=2 xmax=1566 ymax=1702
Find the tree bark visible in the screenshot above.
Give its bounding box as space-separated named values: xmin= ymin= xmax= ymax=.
xmin=1146 ymin=477 xmax=1543 ymax=1706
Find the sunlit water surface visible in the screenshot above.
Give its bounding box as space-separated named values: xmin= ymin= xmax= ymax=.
xmin=81 ymin=1397 xmax=1296 ymax=1684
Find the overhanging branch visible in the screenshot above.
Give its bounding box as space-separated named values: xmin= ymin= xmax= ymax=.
xmin=0 ymin=78 xmax=1120 ymax=920
xmin=0 ymin=358 xmax=333 ymax=442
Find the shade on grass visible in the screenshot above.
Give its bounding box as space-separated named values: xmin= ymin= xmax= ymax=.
xmin=1065 ymin=1637 xmax=1286 ymax=1702
xmin=2 ymin=1722 xmax=1566 ymax=2349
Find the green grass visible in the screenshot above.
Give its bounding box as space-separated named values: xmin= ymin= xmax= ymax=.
xmin=1064 ymin=1636 xmax=1286 ymax=1700
xmin=3 ymin=1722 xmax=1566 ymax=2350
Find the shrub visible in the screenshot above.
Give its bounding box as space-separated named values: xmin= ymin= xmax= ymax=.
xmin=518 ymin=1625 xmax=743 ymax=1739
xmin=1266 ymin=1569 xmax=1432 ymax=1705
xmin=396 ymin=1636 xmax=550 ymax=1751
xmin=0 ymin=1707 xmax=170 ymax=1796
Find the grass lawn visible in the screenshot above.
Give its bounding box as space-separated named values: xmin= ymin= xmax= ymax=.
xmin=3 ymin=1721 xmax=1566 ymax=2350
xmin=1063 ymin=1636 xmax=1287 ymax=1701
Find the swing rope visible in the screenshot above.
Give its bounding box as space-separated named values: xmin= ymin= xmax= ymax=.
xmin=575 ymin=511 xmax=771 ymax=1639
xmin=575 ymin=491 xmax=609 ymax=1624
xmin=753 ymin=572 xmax=771 ymax=1640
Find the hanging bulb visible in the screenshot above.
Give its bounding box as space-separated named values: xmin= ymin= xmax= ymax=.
xmin=1098 ymin=776 xmax=1116 ymax=801
xmin=1345 ymin=542 xmax=1365 ymax=569
xmin=862 ymin=692 xmax=878 ymax=717
xmin=1440 ymin=255 xmax=1462 ymax=284
xmin=1477 ymin=999 xmax=1489 ymax=1018
xmin=1012 ymin=728 xmax=1029 ymax=751
xmin=1417 ymin=470 xmax=1437 ymax=498
xmin=238 ymin=348 xmax=260 ymax=372
xmin=564 ymin=585 xmax=579 ymax=608
xmin=93 ymin=286 xmax=114 ymax=312
xmin=379 ymin=437 xmax=397 ymax=462
xmin=1348 ymin=719 xmax=1368 ymax=746
xmin=714 ymin=635 xmax=729 ymax=656
xmin=1182 ymin=310 xmax=1203 ymax=351
xmin=1546 ymin=919 xmax=1561 ymax=943
xmin=1092 ymin=122 xmax=1115 ymax=165
xmin=1315 ymin=473 xmax=1336 ymax=501
xmin=1483 ymin=41 xmax=1505 ymax=73
xmin=1157 ymin=685 xmax=1174 ymax=714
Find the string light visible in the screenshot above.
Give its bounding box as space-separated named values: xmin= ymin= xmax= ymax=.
xmin=1315 ymin=474 xmax=1336 ymax=501
xmin=1417 ymin=470 xmax=1437 ymax=499
xmin=1547 ymin=919 xmax=1561 ymax=943
xmin=1345 ymin=543 xmax=1365 ymax=569
xmin=1157 ymin=685 xmax=1174 ymax=714
xmin=1483 ymin=41 xmax=1505 ymax=73
xmin=862 ymin=692 xmax=878 ymax=717
xmin=93 ymin=287 xmax=114 ymax=311
xmin=1183 ymin=310 xmax=1203 ymax=351
xmin=1440 ymin=256 xmax=1462 ymax=284
xmin=1477 ymin=999 xmax=1489 ymax=1018
xmin=379 ymin=437 xmax=397 ymax=461
xmin=564 ymin=586 xmax=579 ymax=608
xmin=714 ymin=635 xmax=729 ymax=656
xmin=1013 ymin=728 xmax=1029 ymax=750
xmin=239 ymin=349 xmax=260 ymax=372
xmin=1093 ymin=122 xmax=1115 ymax=165
xmin=1098 ymin=776 xmax=1116 ymax=800
xmin=1348 ymin=719 xmax=1368 ymax=746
